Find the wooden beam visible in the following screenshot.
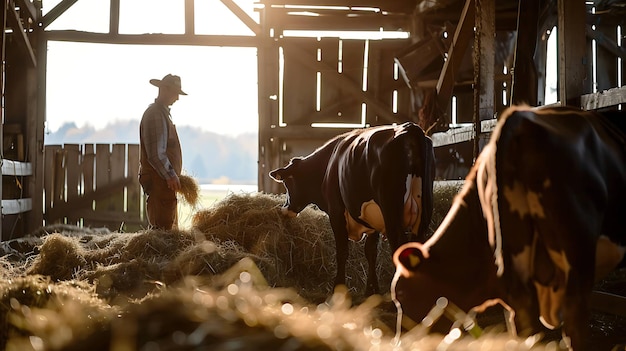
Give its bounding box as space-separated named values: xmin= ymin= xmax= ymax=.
xmin=436 ymin=0 xmax=475 ymax=113
xmin=557 ymin=0 xmax=587 ymax=107
xmin=580 ymin=85 xmax=626 ymax=110
xmin=265 ymin=11 xmax=410 ymax=32
xmin=431 ymin=119 xmax=497 ymax=147
xmin=7 ymin=0 xmax=36 ymax=67
xmin=473 ymin=0 xmax=495 ymax=158
xmin=511 ymin=0 xmax=540 ymax=105
xmin=185 ymin=0 xmax=194 ymax=35
xmin=16 ymin=0 xmax=37 ymax=21
xmin=41 ymin=0 xmax=78 ymax=29
xmin=221 ymin=0 xmax=260 ymax=35
xmin=586 ymin=27 xmax=626 ymax=60
xmin=267 ymin=125 xmax=352 ymax=140
xmin=110 ymin=0 xmax=119 ymax=35
xmin=44 ymin=31 xmax=260 ymax=47
xmin=1 ymin=159 xmax=32 ymax=176
xmin=1 ymin=198 xmax=32 ymax=215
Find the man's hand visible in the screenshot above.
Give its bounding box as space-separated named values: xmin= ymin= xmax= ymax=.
xmin=167 ymin=175 xmax=181 ymax=192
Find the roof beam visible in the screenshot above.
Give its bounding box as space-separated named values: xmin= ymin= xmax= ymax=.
xmin=16 ymin=0 xmax=38 ymax=21
xmin=7 ymin=0 xmax=36 ymax=67
xmin=44 ymin=31 xmax=260 ymax=47
xmin=221 ymin=0 xmax=260 ymax=35
xmin=41 ymin=0 xmax=78 ymax=29
xmin=436 ymin=0 xmax=475 ymax=112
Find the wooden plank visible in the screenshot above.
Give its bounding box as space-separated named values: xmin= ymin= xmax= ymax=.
xmin=1 ymin=198 xmax=32 ymax=215
xmin=581 ymin=86 xmax=626 ymax=110
xmin=283 ymin=38 xmax=318 ymax=126
xmin=109 ymin=144 xmax=126 ymax=214
xmin=557 ymin=0 xmax=587 ymax=106
xmin=52 ymin=148 xmax=66 ymax=209
xmin=65 ymin=144 xmax=81 ymax=225
xmin=126 ymin=144 xmax=144 ymax=231
xmin=1 ymin=159 xmax=32 ymax=176
xmin=43 ymin=146 xmax=60 ymax=217
xmin=94 ymin=144 xmax=110 ymax=212
xmin=431 ymin=119 xmax=497 ymax=147
xmin=436 ymin=0 xmax=475 ymax=116
xmin=82 ymin=144 xmax=95 ymax=196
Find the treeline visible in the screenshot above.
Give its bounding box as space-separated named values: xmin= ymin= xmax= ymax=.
xmin=45 ymin=121 xmax=258 ymax=184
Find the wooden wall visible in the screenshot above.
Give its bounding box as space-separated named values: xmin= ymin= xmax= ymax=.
xmin=43 ymin=144 xmax=146 ymax=232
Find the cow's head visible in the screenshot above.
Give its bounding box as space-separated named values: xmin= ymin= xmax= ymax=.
xmin=391 ymin=176 xmax=500 ymax=334
xmin=269 ymin=157 xmax=316 ymax=217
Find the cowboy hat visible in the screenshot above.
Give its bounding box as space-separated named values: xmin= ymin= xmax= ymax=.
xmin=149 ymin=74 xmax=188 ymax=95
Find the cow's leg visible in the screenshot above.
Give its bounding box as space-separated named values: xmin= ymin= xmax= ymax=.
xmin=329 ymin=213 xmax=349 ymax=290
xmin=364 ymin=232 xmax=380 ymax=295
xmin=334 ymin=233 xmax=349 ymax=289
xmin=561 ymin=276 xmax=592 ymax=351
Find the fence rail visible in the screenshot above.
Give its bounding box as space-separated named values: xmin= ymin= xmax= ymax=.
xmin=44 ymin=144 xmax=146 ymax=232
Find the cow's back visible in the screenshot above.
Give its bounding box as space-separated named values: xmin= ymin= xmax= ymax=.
xmin=494 ymin=107 xmax=626 ymax=244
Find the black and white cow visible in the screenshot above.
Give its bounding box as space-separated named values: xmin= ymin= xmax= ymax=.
xmin=270 ymin=122 xmax=435 ymax=295
xmin=392 ymin=106 xmax=625 ymax=350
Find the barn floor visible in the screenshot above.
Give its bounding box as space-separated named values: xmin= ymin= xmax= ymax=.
xmin=0 ymin=191 xmax=624 ymax=350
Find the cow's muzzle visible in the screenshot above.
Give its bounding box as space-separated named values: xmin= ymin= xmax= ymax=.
xmin=280 ymin=206 xmax=298 ymax=218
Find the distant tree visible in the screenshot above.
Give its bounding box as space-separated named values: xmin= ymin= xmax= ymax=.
xmin=44 ymin=121 xmax=258 ymax=184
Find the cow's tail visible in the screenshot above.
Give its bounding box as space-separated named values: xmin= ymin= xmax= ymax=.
xmin=476 ymin=142 xmax=504 ymax=276
xmin=476 ymin=107 xmax=532 ymax=276
xmin=478 ymin=106 xmax=536 ymax=277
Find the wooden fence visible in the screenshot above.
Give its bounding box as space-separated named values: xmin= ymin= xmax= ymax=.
xmin=43 ymin=144 xmax=147 ymax=232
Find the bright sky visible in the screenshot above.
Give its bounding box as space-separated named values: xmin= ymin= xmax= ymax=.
xmin=44 ymin=0 xmax=259 ymax=137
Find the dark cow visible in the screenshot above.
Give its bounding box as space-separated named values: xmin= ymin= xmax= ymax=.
xmin=392 ymin=106 xmax=625 ymax=350
xmin=270 ymin=122 xmax=435 ymax=295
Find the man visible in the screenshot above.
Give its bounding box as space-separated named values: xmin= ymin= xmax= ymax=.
xmin=139 ymin=74 xmax=187 ymax=230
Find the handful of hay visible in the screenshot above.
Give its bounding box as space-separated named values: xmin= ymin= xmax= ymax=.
xmin=178 ymin=174 xmax=200 ymax=206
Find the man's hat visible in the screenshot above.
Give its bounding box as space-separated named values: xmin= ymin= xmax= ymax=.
xmin=149 ymin=74 xmax=187 ymax=95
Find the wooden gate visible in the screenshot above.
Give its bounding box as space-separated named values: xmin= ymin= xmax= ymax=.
xmin=43 ymin=144 xmax=147 ymax=232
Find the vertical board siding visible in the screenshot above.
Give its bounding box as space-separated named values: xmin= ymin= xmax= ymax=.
xmin=43 ymin=143 xmax=147 ymax=232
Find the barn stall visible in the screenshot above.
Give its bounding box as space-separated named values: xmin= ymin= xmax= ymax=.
xmin=1 ymin=0 xmax=626 ymax=350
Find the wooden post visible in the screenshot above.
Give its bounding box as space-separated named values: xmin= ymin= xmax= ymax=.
xmin=511 ymin=0 xmax=540 ymax=106
xmin=473 ymin=0 xmax=495 ymax=160
xmin=557 ymin=0 xmax=587 ymax=106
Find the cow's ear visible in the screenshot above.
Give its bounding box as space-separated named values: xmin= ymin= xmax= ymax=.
xmin=393 ymin=242 xmax=427 ymax=272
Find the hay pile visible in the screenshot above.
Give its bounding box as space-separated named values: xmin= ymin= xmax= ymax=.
xmin=190 ymin=192 xmax=395 ymax=301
